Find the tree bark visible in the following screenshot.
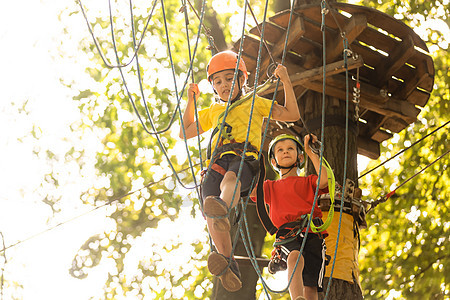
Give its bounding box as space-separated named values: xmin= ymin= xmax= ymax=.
xmin=302 ymin=90 xmax=363 ymax=300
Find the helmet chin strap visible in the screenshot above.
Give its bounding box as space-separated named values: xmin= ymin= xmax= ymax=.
xmin=276 ymin=161 xmax=298 ymax=177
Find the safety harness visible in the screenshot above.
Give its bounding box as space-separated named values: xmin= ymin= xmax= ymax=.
xmin=256 ymin=154 xmax=336 ymax=273
xmin=203 ymin=79 xmax=273 ymax=178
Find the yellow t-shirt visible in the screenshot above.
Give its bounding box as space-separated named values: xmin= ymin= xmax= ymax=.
xmin=198 ymin=95 xmax=275 ymax=156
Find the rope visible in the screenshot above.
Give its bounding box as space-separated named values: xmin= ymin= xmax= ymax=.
xmin=0 ymin=232 xmax=5 ymax=300
xmin=185 ymin=0 xmax=219 ymax=54
xmin=0 ymin=164 xmax=199 ymax=254
xmin=181 ymin=0 xmax=204 ymax=171
xmin=368 ymin=148 xmax=450 ymax=212
xmin=247 ymin=2 xmax=277 ymax=67
xmin=77 ymin=0 xmax=157 ymax=69
xmin=104 ymin=0 xmax=205 ymax=191
xmin=359 ymin=120 xmax=450 ymax=179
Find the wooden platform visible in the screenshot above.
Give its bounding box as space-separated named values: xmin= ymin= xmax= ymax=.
xmin=232 ymin=2 xmax=434 ymax=159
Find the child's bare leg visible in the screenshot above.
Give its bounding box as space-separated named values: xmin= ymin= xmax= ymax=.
xmin=205 ymin=171 xmax=241 ymax=258
xmin=220 ymin=171 xmax=241 ymax=209
xmin=304 ymin=286 xmax=318 ymax=300
xmin=287 ymin=250 xmax=305 ymax=299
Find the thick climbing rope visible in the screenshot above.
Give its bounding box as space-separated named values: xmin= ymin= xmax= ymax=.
xmin=247 ymin=2 xmax=277 ymax=68
xmin=185 ymin=0 xmax=219 ymax=54
xmin=234 ymin=0 xmax=336 ymax=297
xmin=320 ymin=1 xmax=353 ymax=298
xmin=181 ymin=0 xmax=204 ymax=171
xmin=107 ymin=0 xmax=204 ymax=191
xmin=77 ymin=0 xmax=157 ymax=69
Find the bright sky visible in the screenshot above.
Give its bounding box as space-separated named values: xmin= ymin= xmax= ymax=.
xmin=0 ymin=0 xmax=108 ymax=299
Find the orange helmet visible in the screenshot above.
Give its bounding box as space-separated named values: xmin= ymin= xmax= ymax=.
xmin=206 ymin=50 xmax=248 ymax=82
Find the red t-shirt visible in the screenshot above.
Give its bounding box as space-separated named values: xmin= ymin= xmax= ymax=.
xmin=263 ymin=175 xmax=328 ymax=230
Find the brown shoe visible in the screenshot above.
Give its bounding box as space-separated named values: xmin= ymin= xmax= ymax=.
xmin=208 ymin=252 xmax=242 ymax=292
xmin=203 ymin=196 xmax=230 ymax=232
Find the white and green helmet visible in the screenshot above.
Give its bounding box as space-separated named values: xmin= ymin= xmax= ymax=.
xmin=268 ymin=134 xmax=305 ymax=171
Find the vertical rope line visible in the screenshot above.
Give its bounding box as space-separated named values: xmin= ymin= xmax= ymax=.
xmin=239 ymin=0 xmax=314 ymax=295
xmin=159 ymin=0 xmax=201 ymax=195
xmin=285 ymin=0 xmax=331 ymax=295
xmin=0 ymin=232 xmax=5 ymax=300
xmin=181 ymin=0 xmax=204 ymax=170
xmin=324 ymin=36 xmax=350 ymax=300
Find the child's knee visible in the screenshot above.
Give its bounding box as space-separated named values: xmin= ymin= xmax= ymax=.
xmin=287 ymin=250 xmax=303 ymax=265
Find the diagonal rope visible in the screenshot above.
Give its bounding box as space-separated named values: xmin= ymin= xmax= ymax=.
xmin=368 ymin=148 xmax=450 ymax=212
xmin=105 ymin=0 xmax=206 ymax=190
xmin=359 ymin=120 xmax=450 ymax=179
xmin=77 ymin=0 xmax=157 ymax=69
xmin=0 ymin=164 xmax=199 ymax=254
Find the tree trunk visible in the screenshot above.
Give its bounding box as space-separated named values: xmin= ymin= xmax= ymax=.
xmin=302 ymin=90 xmax=363 ymax=299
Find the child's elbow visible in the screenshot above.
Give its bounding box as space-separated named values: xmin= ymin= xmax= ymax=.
xmin=319 ymin=182 xmax=328 ymax=190
xmin=285 ymin=111 xmax=300 ymax=122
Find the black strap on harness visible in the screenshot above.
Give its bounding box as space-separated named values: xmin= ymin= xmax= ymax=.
xmin=207 ymin=123 xmax=234 ymax=160
xmin=256 ymin=157 xmax=278 ymax=235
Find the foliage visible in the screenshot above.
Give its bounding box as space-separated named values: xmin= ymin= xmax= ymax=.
xmin=355 ymin=1 xmax=449 ymax=299
xmin=63 ymin=0 xmax=279 ymax=298
xmin=61 ymin=0 xmax=449 ymax=299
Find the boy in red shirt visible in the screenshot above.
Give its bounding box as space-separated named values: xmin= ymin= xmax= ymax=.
xmin=264 ymin=133 xmax=329 ymax=300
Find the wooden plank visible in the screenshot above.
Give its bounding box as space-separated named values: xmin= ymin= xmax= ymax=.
xmin=331 ymin=2 xmax=430 ymax=53
xmin=348 ymin=42 xmax=388 ymax=82
xmin=297 ymin=75 xmax=419 ymax=123
xmin=375 ymin=35 xmax=416 ymax=86
xmin=260 ymin=56 xmax=364 ymax=95
xmin=330 ymin=74 xmax=421 ymax=121
xmin=359 ymin=114 xmax=387 ymax=137
xmin=383 ymin=117 xmax=409 ymax=133
xmin=406 ymin=88 xmax=431 ymax=107
xmin=371 ymin=129 xmax=393 ymax=143
xmin=327 ymin=14 xmax=368 ymax=63
xmin=397 ymin=71 xmax=431 ymax=103
xmin=356 ymin=25 xmax=400 ymax=54
xmin=260 ymin=16 xmax=306 ymax=79
xmin=234 ymin=255 xmax=269 ymax=270
xmin=249 ymin=21 xmax=285 ymax=44
xmin=357 ymin=136 xmax=380 ymax=159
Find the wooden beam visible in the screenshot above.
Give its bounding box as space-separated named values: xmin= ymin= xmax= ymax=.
xmin=234 ymin=255 xmax=270 ymax=270
xmin=329 ymin=74 xmax=420 ymax=121
xmin=260 ymin=55 xmax=364 ymax=95
xmin=259 ymin=16 xmax=306 ymax=77
xmin=357 ymin=136 xmax=380 ymax=159
xmin=327 ymin=14 xmax=368 ymax=63
xmin=397 ymin=60 xmax=433 ymax=102
xmin=375 ymin=35 xmax=415 ymax=86
xmin=297 ymin=76 xmax=419 ymax=123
